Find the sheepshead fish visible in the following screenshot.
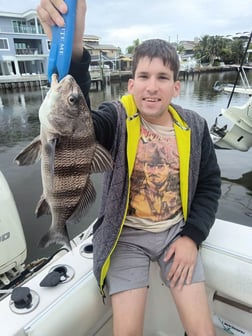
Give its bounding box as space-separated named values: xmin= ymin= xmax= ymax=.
xmin=15 ymin=74 xmax=113 ymax=248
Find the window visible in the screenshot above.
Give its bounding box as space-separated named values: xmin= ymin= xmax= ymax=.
xmin=0 ymin=38 xmax=9 ymax=50
xmin=12 ymin=20 xmax=28 ymax=33
xmin=47 ymin=40 xmax=52 ymax=51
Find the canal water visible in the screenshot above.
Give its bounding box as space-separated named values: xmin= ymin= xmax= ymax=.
xmin=0 ymin=70 xmax=252 ymax=263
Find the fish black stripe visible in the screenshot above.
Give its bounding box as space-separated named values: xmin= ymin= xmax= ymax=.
xmin=54 ymin=164 xmax=90 ymax=176
xmin=53 ymin=187 xmax=84 ymax=198
xmin=58 ymin=136 xmax=94 ymax=149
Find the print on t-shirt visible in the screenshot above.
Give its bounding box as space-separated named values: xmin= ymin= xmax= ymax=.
xmin=128 ymin=126 xmax=181 ymax=222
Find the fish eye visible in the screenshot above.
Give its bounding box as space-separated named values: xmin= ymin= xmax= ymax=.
xmin=68 ymin=94 xmax=79 ymax=105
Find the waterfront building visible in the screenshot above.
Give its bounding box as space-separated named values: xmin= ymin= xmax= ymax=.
xmin=84 ymin=34 xmax=122 ymax=71
xmin=0 ymin=10 xmax=48 ymax=76
xmin=0 ymin=10 xmax=123 ymax=79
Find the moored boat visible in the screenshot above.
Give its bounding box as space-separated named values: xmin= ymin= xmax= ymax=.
xmin=211 ymin=32 xmax=252 ymax=152
xmin=213 ymin=66 xmax=252 ymax=96
xmin=210 ymin=95 xmax=252 ymax=151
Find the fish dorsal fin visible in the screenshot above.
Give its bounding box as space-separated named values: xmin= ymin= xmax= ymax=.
xmin=15 ymin=135 xmax=41 ymax=165
xmin=66 ymin=178 xmax=96 ymax=225
xmin=91 ymin=143 xmax=113 ymax=173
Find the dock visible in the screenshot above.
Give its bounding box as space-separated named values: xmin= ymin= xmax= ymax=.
xmin=0 ymin=70 xmax=132 ymax=92
xmin=0 ymin=74 xmax=49 ymax=91
xmin=0 ymin=65 xmax=240 ymax=92
xmin=89 ymin=68 xmax=131 ymax=90
xmin=178 ymin=64 xmax=238 ymax=80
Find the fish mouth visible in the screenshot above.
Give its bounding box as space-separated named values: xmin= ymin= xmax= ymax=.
xmin=51 ymin=74 xmax=59 ymax=88
xmin=50 ymin=74 xmax=77 ymax=90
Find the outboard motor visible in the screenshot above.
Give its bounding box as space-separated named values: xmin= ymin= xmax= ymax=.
xmin=0 ymin=171 xmax=27 ymax=287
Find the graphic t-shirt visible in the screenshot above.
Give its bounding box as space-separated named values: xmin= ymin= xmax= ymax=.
xmin=126 ymin=118 xmax=183 ymax=232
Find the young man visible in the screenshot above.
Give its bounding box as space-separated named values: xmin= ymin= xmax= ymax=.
xmin=37 ymin=1 xmax=221 ymax=335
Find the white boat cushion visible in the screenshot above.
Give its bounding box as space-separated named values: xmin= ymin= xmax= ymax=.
xmin=201 ymin=219 xmax=252 ymax=307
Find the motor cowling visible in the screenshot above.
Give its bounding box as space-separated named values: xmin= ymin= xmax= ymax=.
xmin=0 ymin=171 xmax=27 ymax=284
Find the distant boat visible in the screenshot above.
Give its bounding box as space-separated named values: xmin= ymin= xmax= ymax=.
xmin=213 ymin=80 xmax=224 ymax=92
xmin=213 ymin=66 xmax=252 ymax=95
xmin=179 ymin=56 xmax=197 ymax=71
xmin=223 ymin=84 xmax=252 ymax=95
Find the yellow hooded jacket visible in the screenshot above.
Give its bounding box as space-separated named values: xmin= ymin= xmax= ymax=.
xmin=98 ymin=94 xmax=191 ymax=294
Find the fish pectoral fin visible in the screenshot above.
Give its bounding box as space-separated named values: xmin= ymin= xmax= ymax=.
xmin=35 ymin=195 xmax=51 ymax=217
xmin=15 ymin=135 xmax=41 ymax=166
xmin=90 ymin=144 xmax=113 ymax=173
xmin=66 ymin=179 xmax=96 ymax=225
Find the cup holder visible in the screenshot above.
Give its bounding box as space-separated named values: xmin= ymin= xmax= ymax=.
xmin=79 ymin=243 xmax=93 ymax=259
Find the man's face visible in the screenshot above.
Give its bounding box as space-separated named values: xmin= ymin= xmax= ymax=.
xmin=128 ymin=56 xmax=180 ymax=125
xmin=144 ymin=162 xmax=170 ymax=187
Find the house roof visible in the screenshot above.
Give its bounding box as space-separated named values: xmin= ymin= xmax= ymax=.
xmin=0 ymin=10 xmax=37 ymax=19
xmin=85 ymin=43 xmax=120 ymax=51
xmin=179 ymin=41 xmax=197 ymax=50
xmin=83 ymin=34 xmax=100 ymax=41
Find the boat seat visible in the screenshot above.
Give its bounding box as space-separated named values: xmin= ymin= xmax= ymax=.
xmin=201 ymin=219 xmax=252 ymax=307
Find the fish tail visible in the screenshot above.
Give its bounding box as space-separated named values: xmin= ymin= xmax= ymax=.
xmin=38 ymin=227 xmax=71 ymax=250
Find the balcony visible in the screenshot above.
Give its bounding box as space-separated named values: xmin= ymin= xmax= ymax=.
xmin=16 ymin=48 xmax=41 ymax=55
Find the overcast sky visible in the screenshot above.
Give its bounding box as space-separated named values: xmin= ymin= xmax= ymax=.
xmin=0 ymin=0 xmax=251 ymax=52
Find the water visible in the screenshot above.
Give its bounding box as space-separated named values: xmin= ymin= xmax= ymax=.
xmin=0 ymin=70 xmax=252 ymax=263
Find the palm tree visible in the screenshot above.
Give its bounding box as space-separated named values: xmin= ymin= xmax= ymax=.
xmin=194 ymin=35 xmax=210 ymax=64
xmin=231 ymin=39 xmax=245 ymax=64
xmin=126 ymin=38 xmax=141 ymax=54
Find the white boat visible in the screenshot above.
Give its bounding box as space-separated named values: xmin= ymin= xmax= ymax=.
xmin=213 ymin=32 xmax=252 ymax=98
xmin=211 ymin=34 xmax=252 ymax=151
xmin=213 ymin=81 xmax=252 ymax=96
xmin=0 ymin=170 xmax=252 ymax=336
xmin=224 ymin=65 xmax=252 ymax=95
xmin=213 ymin=66 xmax=252 ymax=96
xmin=223 ymin=85 xmax=252 ymax=95
xmin=210 ymin=95 xmax=252 ymax=151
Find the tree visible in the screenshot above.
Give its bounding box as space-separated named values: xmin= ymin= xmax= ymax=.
xmin=194 ymin=35 xmax=247 ymax=65
xmin=231 ymin=39 xmax=245 ymax=64
xmin=194 ymin=35 xmax=211 ymax=64
xmin=194 ymin=35 xmax=226 ymax=65
xmin=177 ymin=43 xmax=185 ymax=55
xmin=126 ymin=38 xmax=140 ymax=54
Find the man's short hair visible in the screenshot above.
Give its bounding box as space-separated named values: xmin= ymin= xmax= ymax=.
xmin=132 ymin=39 xmax=180 ymax=80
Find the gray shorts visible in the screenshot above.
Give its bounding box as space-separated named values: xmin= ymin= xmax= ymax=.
xmin=106 ymin=221 xmax=205 ymax=295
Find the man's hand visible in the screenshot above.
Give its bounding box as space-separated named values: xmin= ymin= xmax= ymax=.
xmin=37 ymin=0 xmax=87 ymax=61
xmin=37 ymin=0 xmax=67 ymax=39
xmin=164 ymin=236 xmax=198 ymax=290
